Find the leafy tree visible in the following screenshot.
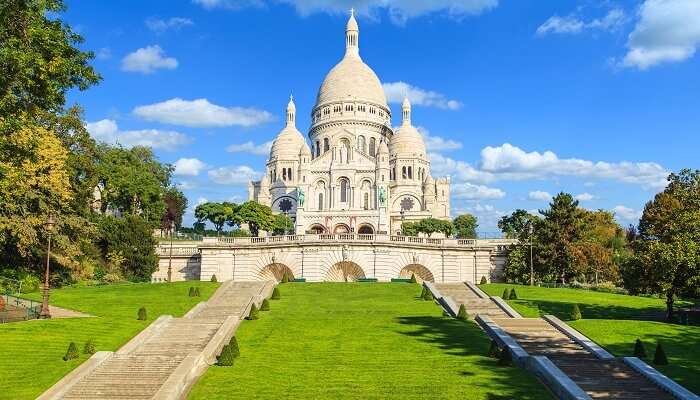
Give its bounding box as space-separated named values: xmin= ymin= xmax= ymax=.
xmin=538 ymin=193 xmax=587 ymax=283
xmin=502 ymin=246 xmax=531 ymax=284
xmin=272 ymin=213 xmax=294 ymax=235
xmin=401 ymin=221 xmax=418 ymax=236
xmin=453 ymin=214 xmax=478 ymax=239
xmin=410 ymin=218 xmax=455 ymax=237
xmin=195 ymin=202 xmax=235 ymax=235
xmin=235 ymin=201 xmax=275 ymax=236
xmin=498 ymin=210 xmax=539 ymax=240
xmin=97 ymin=215 xmax=158 ymax=281
xmin=161 ymin=187 xmax=187 ymax=233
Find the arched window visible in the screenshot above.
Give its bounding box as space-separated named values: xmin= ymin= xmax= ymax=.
xmin=408 ymin=166 xmax=413 ymax=179
xmin=287 ymin=168 xmax=292 ymax=181
xmin=318 ymin=193 xmax=324 ymax=210
xmin=402 ymin=166 xmax=407 ymax=179
xmin=282 ymin=168 xmax=287 ymax=180
xmin=315 ymin=141 xmax=320 ymax=157
xmin=363 ymin=193 xmax=369 ymax=210
xmin=340 ymin=179 xmax=349 ymax=203
xmin=323 ymin=138 xmax=330 ymax=152
xmin=358 ymin=136 xmax=366 ymax=153
xmin=369 ymin=137 xmax=376 ymax=156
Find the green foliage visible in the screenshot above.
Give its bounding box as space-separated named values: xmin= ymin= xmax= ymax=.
xmin=402 ymin=218 xmax=454 ymax=237
xmin=509 ymin=288 xmax=518 ymax=300
xmin=497 ymin=347 xmax=512 ymax=366
xmin=210 ymin=274 xmax=218 ymax=283
xmin=422 ymin=288 xmax=434 ymax=301
xmin=195 ymin=202 xmax=236 ymax=235
xmin=228 ymin=336 xmax=240 ymax=358
xmin=137 ymin=307 xmax=147 ymax=321
xmin=96 ymin=215 xmax=158 ymax=281
xmin=189 ymin=287 xmax=196 ymax=297
xmin=498 ymin=210 xmax=539 ymax=240
xmin=420 ymin=286 xmax=427 ymax=299
xmin=401 ymin=221 xmax=419 ymax=236
xmin=409 ymin=273 xmax=417 ymax=284
xmin=457 ymin=304 xmax=469 ymax=320
xmin=480 ymin=276 xmax=487 ymax=285
xmin=281 ymin=272 xmax=289 ymax=284
xmin=271 ymin=287 xmax=281 ymax=300
xmin=453 ymin=214 xmax=478 ymax=239
xmin=503 ymin=245 xmax=532 ymax=285
xmin=653 ymin=342 xmax=668 ymax=365
xmin=538 ymin=193 xmax=587 ymax=283
xmin=217 ymin=344 xmax=235 ymax=366
xmin=83 ymin=339 xmax=95 ymax=355
xmin=161 ymin=187 xmax=188 ymax=231
xmin=194 ymin=287 xmax=200 ymax=297
xmin=570 ymin=304 xmax=582 ymax=321
xmin=247 ymin=303 xmax=259 ymax=320
xmin=62 ymin=342 xmax=79 ymax=361
xmin=488 ymin=340 xmax=500 ymax=358
xmin=235 ymin=201 xmax=276 ymax=236
xmin=272 ymin=213 xmax=294 ymax=235
xmin=634 ymin=338 xmax=647 ymax=358
xmin=502 ymin=288 xmax=511 ymax=300
xmin=260 ymin=298 xmax=270 ymax=311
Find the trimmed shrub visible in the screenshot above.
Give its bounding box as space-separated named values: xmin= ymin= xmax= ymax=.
xmin=457 ymin=304 xmax=469 ymax=321
xmin=210 ymin=275 xmax=218 ymax=283
xmin=653 ymin=342 xmax=668 ymax=365
xmin=194 ymin=287 xmax=200 ymax=297
xmin=217 ymin=344 xmax=235 ymax=366
xmin=509 ymin=289 xmax=518 ymax=300
xmin=423 ymin=288 xmax=434 ymax=301
xmin=570 ymin=304 xmax=582 ymax=321
xmin=281 ymin=272 xmax=289 ymax=284
xmin=420 ymin=286 xmax=427 ymax=299
xmin=502 ymin=288 xmax=511 ymax=300
xmin=409 ymin=273 xmax=417 ymax=284
xmin=247 ymin=303 xmax=259 ymax=320
xmin=488 ymin=340 xmax=500 ymax=358
xmin=480 ymin=276 xmax=487 ymax=285
xmin=260 ymin=298 xmax=270 ymax=311
xmin=229 ymin=336 xmax=241 ymax=358
xmin=634 ymin=339 xmax=647 ymax=359
xmin=271 ymin=287 xmax=281 ymax=300
xmin=83 ymin=339 xmax=96 ymax=355
xmin=63 ymin=342 xmax=79 ymax=361
xmin=137 ymin=307 xmax=147 ymax=321
xmin=188 ymin=287 xmax=196 ymax=297
xmin=497 ymin=347 xmax=512 ymax=366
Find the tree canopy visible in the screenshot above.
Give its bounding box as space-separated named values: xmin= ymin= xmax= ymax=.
xmin=453 ymin=214 xmax=478 ymax=239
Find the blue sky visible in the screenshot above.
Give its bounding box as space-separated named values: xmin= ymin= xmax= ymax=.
xmin=66 ymin=0 xmax=700 ymax=232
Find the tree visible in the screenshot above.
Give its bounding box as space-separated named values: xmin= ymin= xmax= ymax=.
xmin=195 ymin=202 xmax=233 ymax=235
xmin=538 ymin=193 xmax=587 ymax=283
xmin=499 ymin=210 xmax=542 ymax=284
xmin=401 ymin=221 xmax=418 ymax=236
xmin=97 ymin=215 xmax=158 ymax=282
xmin=413 ymin=218 xmax=454 ymax=238
xmin=161 ymin=187 xmax=187 ymax=233
xmin=272 ymin=213 xmax=293 ymax=236
xmin=628 ymin=169 xmax=700 ymax=321
xmin=498 ymin=210 xmax=539 ymax=240
xmin=453 ymin=214 xmax=478 ymax=239
xmin=235 ymin=201 xmax=275 ymax=236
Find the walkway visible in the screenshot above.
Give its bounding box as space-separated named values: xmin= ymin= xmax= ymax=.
xmin=434 ymin=283 xmax=508 ymax=317
xmin=39 ymin=281 xmax=274 ymax=400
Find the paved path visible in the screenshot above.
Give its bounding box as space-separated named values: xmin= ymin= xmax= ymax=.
xmin=434 ymin=282 xmax=508 ymax=317
xmin=39 ymin=281 xmax=273 ymax=400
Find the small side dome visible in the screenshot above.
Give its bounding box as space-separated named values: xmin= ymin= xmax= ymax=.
xmin=270 ymin=96 xmax=305 ymax=160
xmin=299 ymin=141 xmax=311 ymax=156
xmin=378 ymin=138 xmax=389 ymax=154
xmin=390 ymin=97 xmax=426 ymax=157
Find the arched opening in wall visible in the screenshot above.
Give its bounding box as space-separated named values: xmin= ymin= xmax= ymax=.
xmin=398 ymin=264 xmax=435 ymax=283
xmin=307 ymin=224 xmax=327 ymax=234
xmin=357 ymin=224 xmax=374 ymax=235
xmin=369 ymin=137 xmax=376 ymax=156
xmin=259 ymin=263 xmax=295 ymax=282
xmin=333 ymin=224 xmax=350 ymax=234
xmin=339 ymin=178 xmax=349 ymax=203
xmin=325 ymin=261 xmax=366 ymax=282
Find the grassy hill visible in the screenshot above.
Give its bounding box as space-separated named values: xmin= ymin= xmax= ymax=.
xmin=189 ymin=283 xmax=552 ymax=400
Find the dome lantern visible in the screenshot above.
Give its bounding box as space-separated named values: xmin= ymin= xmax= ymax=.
xmin=402 ymin=96 xmax=411 ymax=126
xmin=286 ymin=95 xmax=296 ymax=127
xmin=346 ymin=8 xmax=359 ymax=57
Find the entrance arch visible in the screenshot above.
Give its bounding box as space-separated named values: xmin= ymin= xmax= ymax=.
xmin=333 ymin=224 xmax=350 ymax=234
xmin=357 ymin=224 xmax=374 ymax=235
xmin=307 ymin=224 xmax=327 ymax=234
xmin=398 ymin=264 xmax=435 ymax=283
xmin=258 ymin=263 xmax=295 ymax=282
xmin=325 ymin=261 xmax=366 ymax=282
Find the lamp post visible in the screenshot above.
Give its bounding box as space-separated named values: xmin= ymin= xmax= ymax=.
xmin=39 ymin=215 xmax=55 ymax=319
xmin=528 ymin=223 xmax=534 ymax=286
xmin=400 ymin=210 xmax=405 ymax=235
xmin=283 ymin=211 xmax=289 ymax=235
xmin=167 ymin=220 xmax=175 ymax=282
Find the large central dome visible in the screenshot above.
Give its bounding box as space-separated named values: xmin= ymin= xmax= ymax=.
xmin=314 ymin=11 xmax=388 ymax=109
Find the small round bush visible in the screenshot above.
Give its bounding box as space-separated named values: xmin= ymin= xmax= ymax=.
xmin=83 ymin=339 xmax=96 ymax=355
xmin=63 ymin=342 xmax=79 ymax=361
xmin=217 ymin=344 xmax=235 ymax=366
xmin=409 ymin=273 xmax=417 ymax=284
xmin=480 ymin=276 xmax=487 ymax=285
xmin=570 ymin=304 xmax=582 ymax=321
xmin=653 ymin=342 xmax=668 ymax=365
xmin=281 ymin=272 xmax=289 ymax=283
xmin=137 ymin=307 xmax=147 ymax=321
xmin=423 ymin=288 xmax=434 ymax=301
xmin=210 ymin=275 xmax=218 ymax=283
xmin=497 ymin=347 xmax=512 ymax=366
xmin=260 ymin=298 xmax=270 ymax=311
xmin=502 ymin=288 xmax=511 ymax=300
xmin=247 ymin=304 xmax=259 ymax=320
xmin=457 ymin=304 xmax=469 ymax=321
xmin=188 ymin=287 xmax=196 ymax=297
xmin=509 ymin=288 xmax=518 ymax=300
xmin=634 ymin=338 xmax=647 ymax=359
xmin=271 ymin=287 xmax=281 ymax=300
xmin=229 ymin=336 xmax=240 ymax=358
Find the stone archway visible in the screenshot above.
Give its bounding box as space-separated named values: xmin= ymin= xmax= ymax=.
xmin=325 ymin=261 xmax=366 ymax=282
xmin=334 ymin=224 xmax=350 ymax=234
xmin=398 ymin=264 xmax=435 ymax=283
xmin=307 ymin=224 xmax=327 ymax=234
xmin=357 ymin=224 xmax=374 ymax=235
xmin=259 ymin=263 xmax=295 ymax=282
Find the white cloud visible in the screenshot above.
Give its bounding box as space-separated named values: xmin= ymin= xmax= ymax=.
xmin=621 ymin=0 xmax=700 ymax=69
xmin=453 ymin=183 xmax=505 ymax=200
xmin=226 ymin=140 xmax=273 ymax=156
xmin=173 ymin=158 xmax=207 ymax=176
xmin=195 ymin=0 xmax=498 ymax=24
xmin=416 ymin=127 xmax=462 ymax=152
xmin=574 ymin=192 xmax=595 ymax=201
xmin=96 ymin=47 xmax=111 ymax=60
xmin=133 ymin=98 xmax=274 ymax=128
xmin=146 ymin=17 xmax=194 ymax=33
xmin=383 ymin=81 xmax=462 ymax=110
xmin=208 ymin=165 xmax=261 ymax=185
xmin=612 ymin=205 xmax=642 ymax=224
xmin=85 ymin=119 xmax=191 ymax=151
xmin=429 ymin=152 xmax=494 ymax=184
xmin=528 ymin=191 xmax=552 ymax=201
xmin=537 ymin=9 xmax=625 ymax=35
xmin=121 ymin=45 xmax=178 ymax=74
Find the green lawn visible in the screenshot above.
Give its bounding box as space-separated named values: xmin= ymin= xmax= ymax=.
xmin=481 ymin=284 xmax=700 ymax=394
xmin=189 ymin=283 xmax=552 ymax=400
xmin=0 ymin=281 xmax=218 ymax=400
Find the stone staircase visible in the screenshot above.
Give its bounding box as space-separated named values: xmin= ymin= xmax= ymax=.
xmin=39 ymin=281 xmax=274 ymax=400
xmin=434 ymin=282 xmax=508 ymax=317
xmin=491 ymin=317 xmax=675 ymax=399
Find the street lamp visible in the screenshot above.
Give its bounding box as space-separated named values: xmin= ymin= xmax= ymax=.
xmin=400 ymin=210 xmax=405 ymax=235
xmin=39 ymin=215 xmax=55 ymax=319
xmin=167 ymin=220 xmax=175 ymax=282
xmin=528 ymin=223 xmax=534 ymax=286
xmin=283 ymin=211 xmax=289 ymax=235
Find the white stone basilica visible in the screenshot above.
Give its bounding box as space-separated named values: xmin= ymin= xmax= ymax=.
xmin=249 ymin=12 xmax=450 ymax=235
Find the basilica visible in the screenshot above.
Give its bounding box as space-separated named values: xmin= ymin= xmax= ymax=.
xmin=248 ymin=11 xmax=451 ymax=235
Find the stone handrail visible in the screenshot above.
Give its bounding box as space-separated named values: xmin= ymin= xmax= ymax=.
xmin=156 ymin=246 xmax=200 ymax=256
xmin=199 ymin=234 xmax=517 ymax=248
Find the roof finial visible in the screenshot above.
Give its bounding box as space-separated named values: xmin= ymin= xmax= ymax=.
xmin=345 ymin=7 xmax=359 ymax=56
xmin=350 ymin=7 xmax=354 ymax=17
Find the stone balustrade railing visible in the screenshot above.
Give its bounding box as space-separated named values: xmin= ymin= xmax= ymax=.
xmin=156 ymin=246 xmax=201 ymax=256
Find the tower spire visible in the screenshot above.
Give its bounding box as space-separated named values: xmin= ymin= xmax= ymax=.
xmin=402 ymin=96 xmax=411 ymax=125
xmin=345 ymin=8 xmax=359 ymax=57
xmin=286 ymin=95 xmax=296 ymax=127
